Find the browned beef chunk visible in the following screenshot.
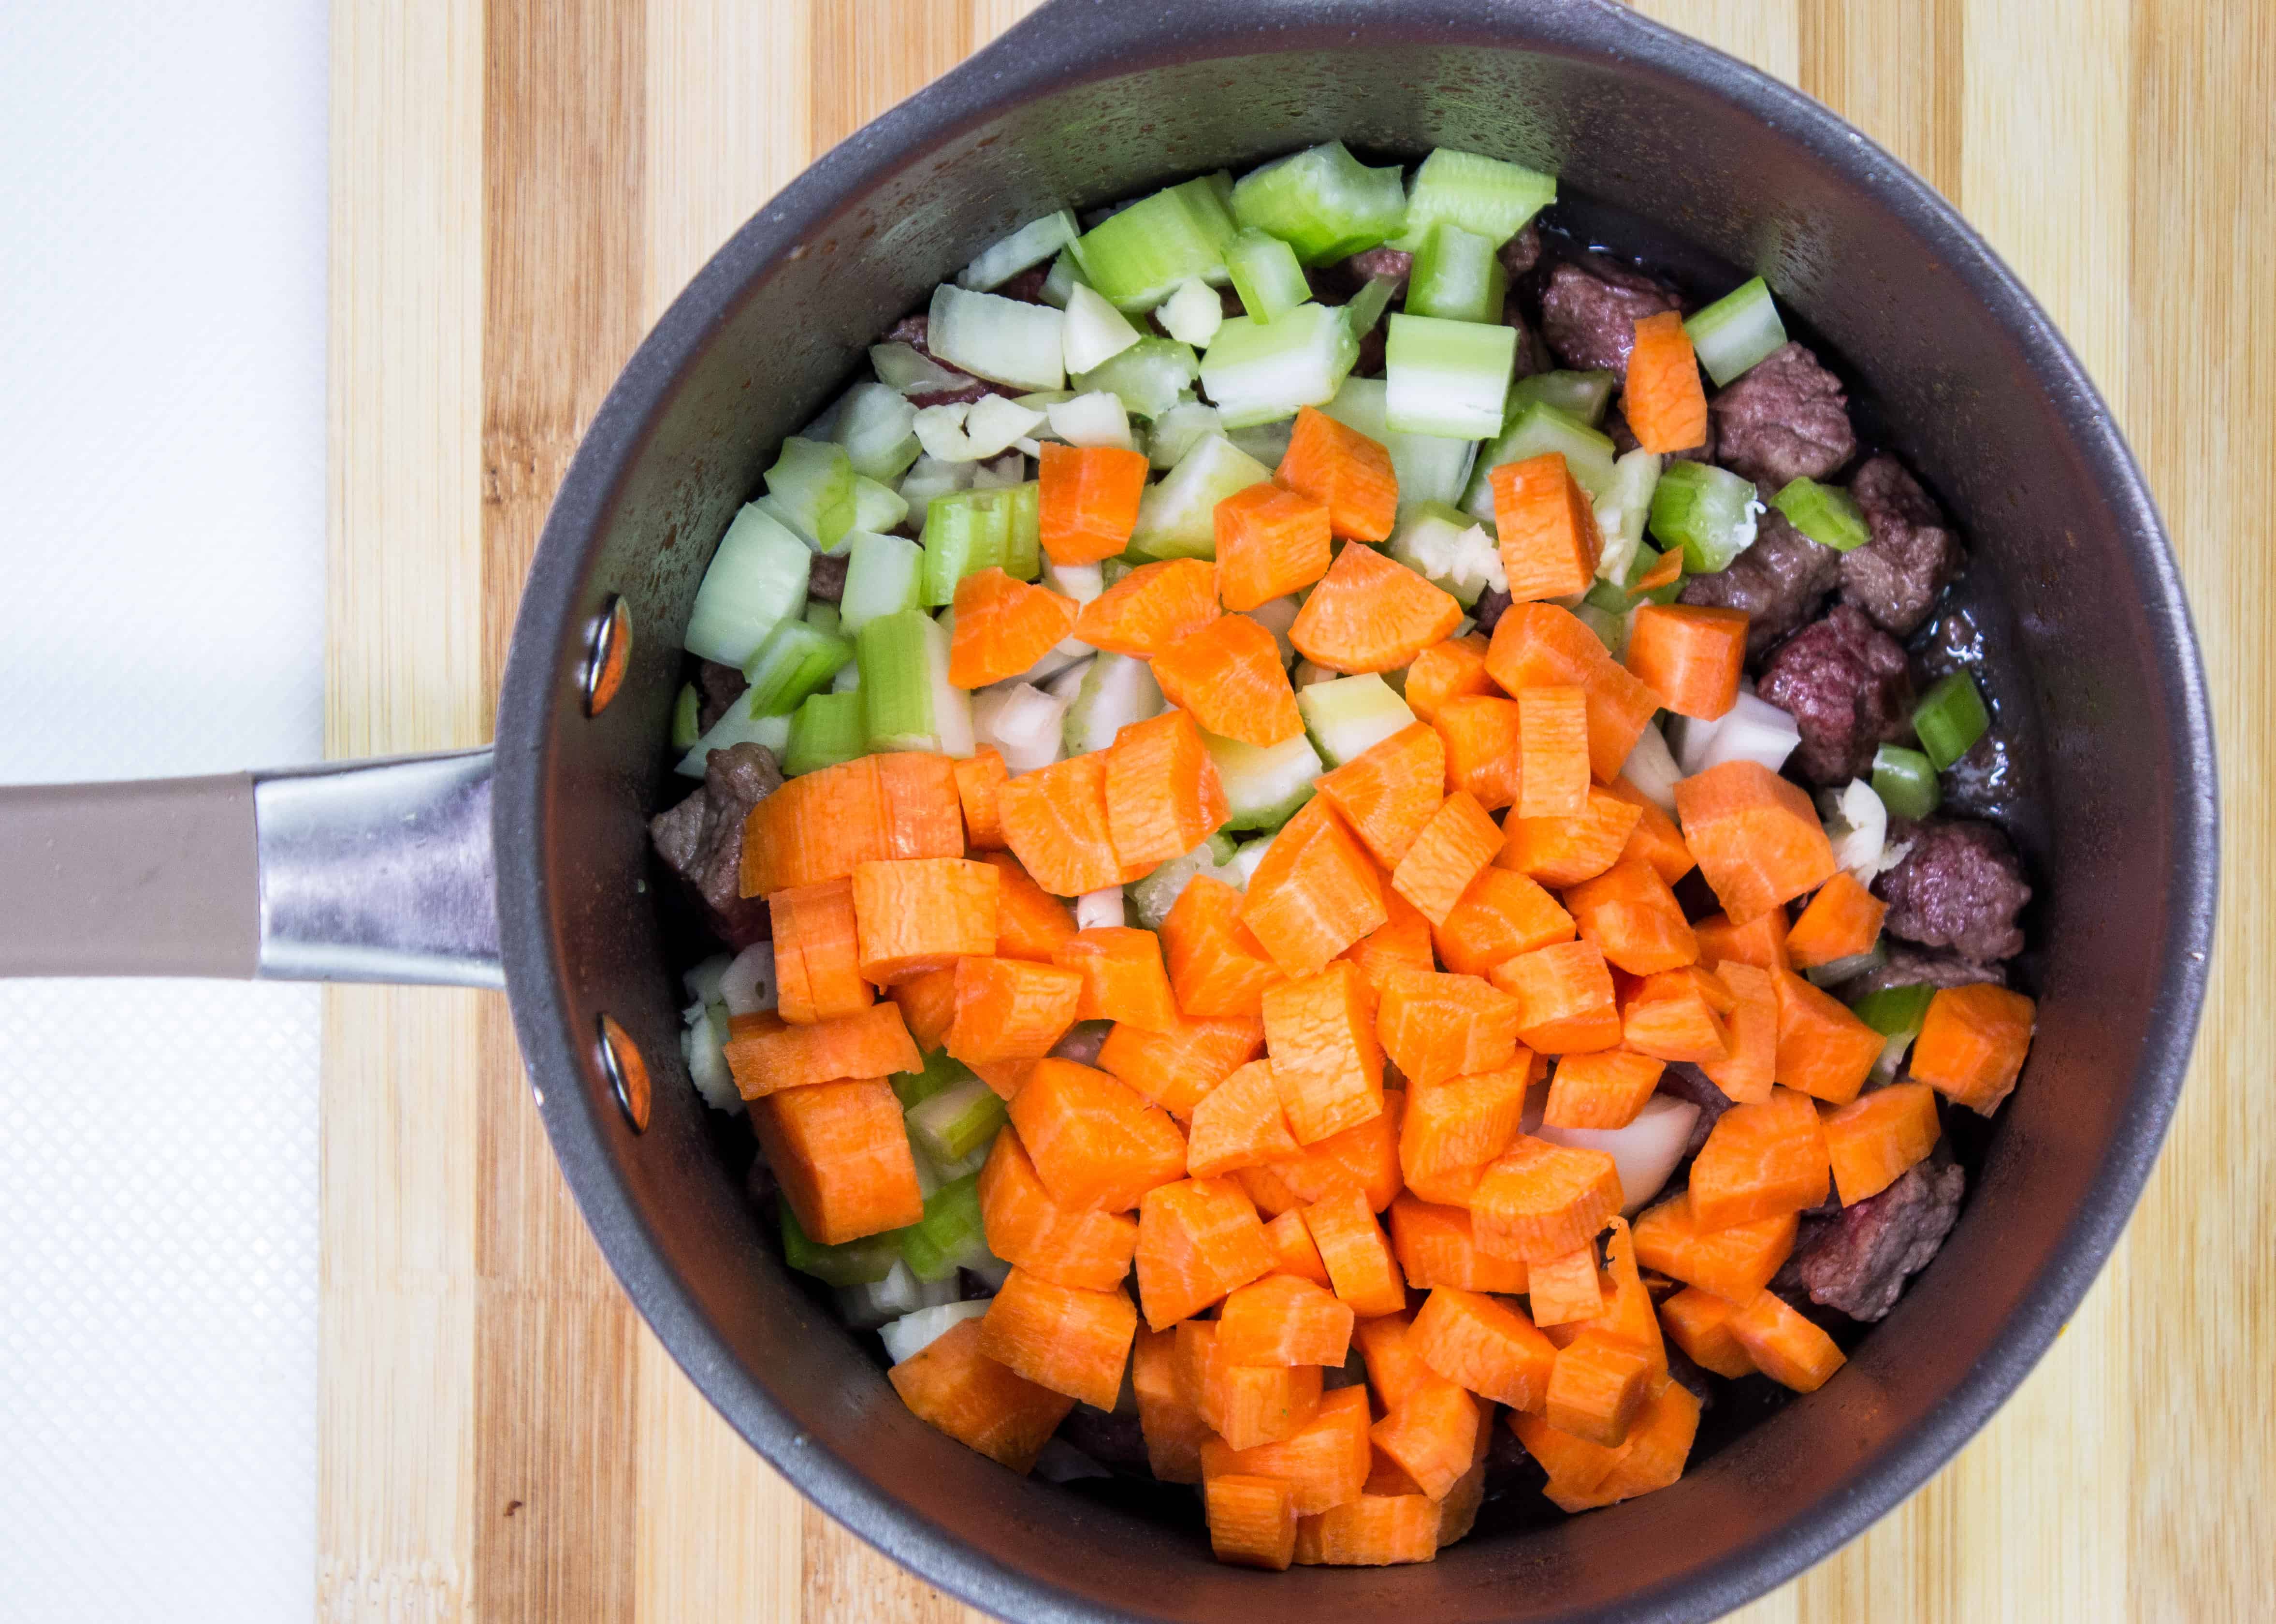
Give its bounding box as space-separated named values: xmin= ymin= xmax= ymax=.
xmin=693 ymin=660 xmax=749 ymax=733
xmin=1343 ymin=245 xmax=1412 ymax=287
xmin=1676 ymin=508 xmax=1841 ymax=657
xmin=649 ymin=742 xmax=781 ymax=947
xmin=1756 ymin=604 xmax=1913 ymax=783
xmin=1538 ymin=257 xmax=1682 ymax=375
xmin=1503 ymin=304 xmax=1552 ymax=380
xmin=1873 ymin=817 xmax=2031 ymax=962
xmin=1839 ymin=945 xmax=2006 ymax=999
xmin=1708 ymin=342 xmax=1856 ymax=490
xmin=1604 ymin=400 xmax=1715 ymax=464
xmin=885 ymin=314 xmax=1003 ymax=409
xmin=806 ymin=550 xmax=847 ymax=606
xmin=1498 ymin=221 xmax=1542 ymax=279
xmin=1778 ymin=1159 xmax=1964 ymax=1321
xmin=1657 ymin=1062 xmax=1734 ymax=1158
xmin=991 ymin=263 xmax=1052 ymax=304
xmin=1471 ymin=587 xmax=1512 ymax=637
xmin=1841 ymin=455 xmax=1964 ymax=636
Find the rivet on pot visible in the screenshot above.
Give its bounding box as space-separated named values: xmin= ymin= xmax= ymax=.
xmin=582 ymin=595 xmax=633 ymax=717
xmin=597 ymin=1014 xmax=651 ymax=1133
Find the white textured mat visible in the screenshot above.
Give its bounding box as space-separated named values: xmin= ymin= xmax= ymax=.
xmin=0 ymin=3 xmax=328 ymax=1619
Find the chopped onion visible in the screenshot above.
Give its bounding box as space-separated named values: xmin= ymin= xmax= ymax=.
xmin=870 ymin=339 xmax=976 ymax=399
xmin=912 ymin=402 xmax=977 ymax=463
xmin=963 ymin=394 xmax=1045 ymax=460
xmin=899 ymin=453 xmax=974 ymax=510
xmin=970 ymin=450 xmax=1028 ymax=490
xmin=1061 ymin=281 xmax=1144 ymax=376
xmin=1528 ymin=1091 xmax=1701 ymax=1215
xmin=1159 ymin=277 xmax=1224 ymax=347
xmin=1043 ymin=559 xmax=1104 ymax=604
xmin=1619 ymin=721 xmax=1683 ymax=813
xmin=1823 ymin=778 xmax=1890 ymax=881
xmin=1076 ymin=888 xmax=1127 ymax=929
xmin=1675 ymin=689 xmax=1800 ymax=776
xmin=1047 ymin=390 xmax=1133 ymax=450
xmin=877 ymin=1300 xmax=991 ymax=1365
xmin=973 ymin=679 xmax=1073 ymax=773
xmin=718 ymin=942 xmax=777 ymax=1016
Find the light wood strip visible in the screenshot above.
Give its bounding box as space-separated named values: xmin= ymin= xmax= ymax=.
xmin=1798 ymin=0 xmax=1964 ymax=201
xmin=1630 ymin=0 xmax=1801 ymax=85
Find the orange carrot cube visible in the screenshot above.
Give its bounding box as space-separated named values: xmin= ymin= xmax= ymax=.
xmin=1697 ymin=958 xmax=1777 ymax=1103
xmin=889 ymin=1317 xmax=1075 ymax=1474
xmin=1726 ymin=1288 xmax=1847 ymax=1392
xmin=1545 ymin=1331 xmax=1654 ymax=1447
xmin=1199 ymin=1384 xmax=1373 ymax=1516
xmin=978 ymin=1265 xmax=1138 ymax=1410
xmin=1377 ymin=970 xmax=1522 ymax=1088
xmin=1162 ymin=874 xmax=1286 ymax=1018
xmin=1621 ymin=966 xmax=1735 ymax=1065
xmin=1471 ymin=1135 xmax=1622 ymax=1263
xmin=1686 ymin=1086 xmax=1830 ymax=1230
xmin=977 ymin=1129 xmax=1139 ymax=1291
xmin=1006 ymin=1057 xmax=1189 ymax=1213
xmin=1262 ymin=960 xmax=1385 ymax=1145
xmin=889 ymin=966 xmax=958 ymax=1053
xmin=1542 ymin=1049 xmax=1666 ymax=1130
xmin=1151 ymin=613 xmax=1304 ymax=747
xmin=1622 ymin=602 xmax=1746 ymax=721
xmin=1074 ymin=557 xmax=1221 ymax=656
xmin=949 ymin=568 xmax=1081 ymax=688
xmin=849 ymin=857 xmax=1000 ymax=983
xmin=1291 ymin=542 xmax=1464 ymax=674
xmin=1431 ymin=866 xmax=1576 ymax=978
xmin=1218 ymin=1273 xmax=1356 ymax=1368
xmin=1267 ymin=1208 xmax=1334 ymax=1288
xmin=1484 ymin=603 xmax=1663 ymax=783
xmin=724 ymin=1003 xmax=924 ymax=1098
xmin=1206 ymin=1473 xmax=1301 ymax=1570
xmin=1369 ymin=1376 xmax=1481 ymax=1501
xmin=1185 ymin=1058 xmax=1301 ymax=1177
xmin=1292 ymin=1492 xmax=1439 ymax=1566
xmin=1564 ymin=855 xmax=1698 ymax=975
xmin=1770 ymin=968 xmax=1885 ymax=1105
xmin=1821 ymin=1081 xmax=1943 ymax=1204
xmin=1133 ymin=1325 xmax=1214 ymax=1482
xmin=1314 ymin=721 xmax=1447 ymax=869
xmin=1693 ymin=907 xmax=1791 ymax=972
xmin=1622 ymin=312 xmax=1708 ymax=454
xmin=1390 ymin=789 xmax=1504 ymax=926
xmin=1039 ymin=441 xmax=1149 ymax=565
xmin=1386 ymin=1195 xmax=1531 ymax=1293
xmin=974 ymin=850 xmax=1078 ymax=962
xmin=1784 ymin=870 xmax=1888 ymax=969
xmin=1398 ymin=1064 xmax=1528 ymax=1182
xmin=1656 ymin=1286 xmax=1759 ymax=1379
xmin=1052 ymin=926 xmax=1179 ymax=1031
xmin=1909 ymin=983 xmax=2036 ymax=1115
xmin=768 ymin=877 xmax=872 ymax=1025
xmin=1524 ymin=1244 xmax=1606 ymax=1328
xmin=1489 ymin=939 xmax=1618 ymax=1052
xmin=943 ymin=954 xmax=1083 ymax=1067
xmin=1241 ymin=796 xmax=1391 ymax=978
xmin=1409 ymin=1286 xmax=1558 ymax=1410
xmin=1276 ymin=406 xmax=1397 ymax=541
xmin=1433 ymin=694 xmax=1522 ymax=811
xmin=1499 ymin=785 xmax=1644 ymax=889
xmin=752 ymin=1075 xmax=925 ymax=1245
xmin=739 ymin=752 xmax=965 ymax=897
xmin=1402 ymin=634 xmax=1495 ymax=724
xmin=1097 ymin=1010 xmax=1265 ymax=1118
xmin=1304 ymin=1187 xmax=1407 ymax=1318
xmin=952 ymin=748 xmax=1010 ymax=850
xmin=1673 ymin=760 xmax=1837 ymax=923
xmin=1631 ymin=1190 xmax=1798 ymax=1303
xmin=1215 ymin=482 xmax=1333 ymax=610
xmin=997 ymin=752 xmax=1132 ymax=898
xmin=1135 ymin=1175 xmax=1274 ymax=1329
xmin=1604 ymin=775 xmax=1698 ymax=884
xmin=1337 ymin=885 xmax=1438 ymax=996
xmin=1515 ymin=685 xmax=1590 ymax=819
xmin=1102 ymin=707 xmax=1229 ymax=873
xmin=1493 ymin=453 xmax=1602 ymax=602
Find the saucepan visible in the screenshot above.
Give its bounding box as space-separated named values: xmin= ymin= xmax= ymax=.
xmin=0 ymin=1 xmax=2217 ymax=1619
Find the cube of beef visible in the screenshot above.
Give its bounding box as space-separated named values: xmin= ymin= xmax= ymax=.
xmin=1708 ymin=342 xmax=1856 ymax=490
xmin=1677 ymin=508 xmax=1842 ymax=658
xmin=1756 ymin=604 xmax=1914 ymax=784
xmin=1872 ymin=817 xmax=2032 ymax=963
xmin=648 ymin=742 xmax=781 ymax=947
xmin=1841 ymin=454 xmax=1964 ymax=636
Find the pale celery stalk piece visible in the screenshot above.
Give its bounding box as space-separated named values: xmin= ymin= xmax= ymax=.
xmin=762 ymin=437 xmax=857 ymax=550
xmin=1074 ymin=336 xmax=1201 ymax=420
xmin=1070 ymin=174 xmax=1239 ymax=311
xmin=782 ymin=689 xmax=868 ymax=777
xmin=742 ymin=619 xmax=854 ymax=716
xmin=1129 ymin=432 xmax=1272 ymax=559
xmin=1648 ymin=460 xmax=1763 ymax=573
xmin=1593 ymin=449 xmax=1666 ymax=585
xmin=1060 ymin=280 xmax=1145 ymax=375
xmin=1299 ymin=673 xmax=1418 ymax=766
xmin=1199 ymin=303 xmax=1361 ymax=429
xmin=1061 ymin=652 xmax=1164 ymax=757
xmin=899 ymin=452 xmax=975 ymax=510
xmin=1038 ymin=248 xmax=1088 ymax=309
xmin=670 ymin=684 xmax=701 ymax=749
xmin=957 ymin=208 xmax=1080 ymax=291
xmin=1225 ymin=228 xmax=1309 ymax=324
xmin=838 ymin=531 xmax=925 ymax=637
xmin=1345 ymin=275 xmax=1398 ymax=338
xmin=675 ymin=692 xmax=795 ymax=778
xmin=1388 ymin=499 xmax=1505 ymax=606
xmin=1684 ymin=276 xmax=1788 ymax=386
xmin=1385 ymin=312 xmax=1514 ymax=439
xmin=1159 ymin=277 xmax=1223 ymax=348
xmin=852 ymin=475 xmax=909 ymax=534
xmin=857 ymin=609 xmax=973 ymax=756
xmin=1509 ymin=368 xmax=1618 ymax=427
xmin=1462 ymin=399 xmax=1622 ymax=519
xmin=927 ymin=283 xmax=1066 ymax=391
xmin=1321 ymin=375 xmax=1478 ymax=515
xmin=683 ymin=501 xmax=812 ymax=667
xmin=1203 ymin=729 xmax=1322 ymax=833
xmin=1229 ymin=141 xmax=1408 ymax=265
xmin=831 ymin=381 xmax=921 ymax=483
xmin=1226 ymin=418 xmax=1295 ymax=469
xmin=1392 ymin=147 xmax=1557 ymax=251
xmin=1146 ymin=400 xmax=1224 ymax=469
xmin=905 ymin=1077 xmax=1009 ymax=1165
xmin=1046 ymin=391 xmax=1132 ymax=450
xmin=1226 ymin=833 xmax=1277 ymax=888
xmin=1406 ymin=222 xmax=1508 ymax=324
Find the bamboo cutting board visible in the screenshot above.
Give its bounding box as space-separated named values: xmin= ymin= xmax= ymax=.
xmin=320 ymin=1 xmax=2275 ymax=1618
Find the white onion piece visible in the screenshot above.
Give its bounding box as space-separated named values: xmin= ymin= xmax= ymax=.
xmin=1159 ymin=277 xmax=1224 ymax=348
xmin=1293 ymin=660 xmax=1341 ymax=689
xmin=1526 ymin=1092 xmax=1702 ymax=1216
xmin=1825 ymin=778 xmax=1890 ymax=881
xmin=911 ymin=402 xmax=976 ymax=463
xmin=1047 ymin=390 xmax=1133 ymax=450
xmin=1044 ymin=657 xmax=1096 ymax=702
xmin=680 ymin=953 xmax=733 ymax=1007
xmin=1076 ymin=888 xmax=1127 ymax=930
xmin=1044 ymin=559 xmax=1105 ymax=604
xmin=878 ymin=1300 xmax=991 ymax=1365
xmin=1015 ymin=643 xmax=1091 ymax=688
xmin=1620 ymin=721 xmax=1683 ymax=813
xmin=1061 ymin=281 xmax=1144 ymax=375
xmin=1676 ymin=689 xmax=1800 ymax=776
xmin=718 ymin=942 xmax=777 ymax=1016
xmin=963 ymin=394 xmax=1046 ymax=460
xmin=973 ymin=680 xmax=1073 ymax=774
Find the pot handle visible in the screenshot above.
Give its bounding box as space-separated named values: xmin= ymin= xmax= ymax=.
xmin=0 ymin=748 xmax=503 ymax=989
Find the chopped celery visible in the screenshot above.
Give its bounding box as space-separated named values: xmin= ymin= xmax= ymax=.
xmin=906 ymin=1077 xmax=1009 ymax=1166
xmin=899 ymin=452 xmax=974 ymax=510
xmin=743 ymin=618 xmax=854 ymax=715
xmin=1573 ymin=600 xmax=1631 ymax=658
xmin=1299 ymin=673 xmax=1418 ymax=766
xmin=1593 ymin=449 xmax=1666 ymax=585
xmin=870 ymin=339 xmax=972 ymax=398
xmin=1392 ymin=148 xmax=1556 ymax=251
xmin=839 ymin=530 xmax=925 ymax=635
xmin=1912 ymin=672 xmax=1990 ymax=769
xmin=1649 ymin=461 xmax=1763 ymax=573
xmin=1159 ymin=278 xmax=1223 ymax=348
xmin=676 ymin=692 xmax=794 ymax=777
xmin=1771 ymin=476 xmax=1870 ymax=552
xmin=1203 ymin=728 xmax=1323 ymax=832
xmin=1871 ymin=743 xmax=1942 ymax=820
xmin=858 ymin=609 xmax=973 ymax=755
xmin=1386 ymin=313 xmax=1514 ymax=439
xmin=1226 ymin=834 xmax=1276 ymax=888
xmin=1684 ymin=276 xmax=1788 ymax=387
xmin=669 ymin=683 xmax=700 ymax=750
xmin=831 ymin=382 xmax=921 ymax=483
xmin=683 ymin=502 xmax=812 ymax=667
xmin=1852 ymin=983 xmax=1937 ymax=1038
xmin=763 ymin=438 xmax=857 ymax=551
xmin=1229 ymin=141 xmax=1407 ymax=264
xmin=853 ymin=476 xmax=909 ymax=534
xmin=922 ymin=488 xmax=1013 ymax=605
xmin=927 ymin=283 xmax=1066 ymax=391
xmin=783 ymin=689 xmax=868 ymax=776
xmin=1509 ymin=369 xmax=1618 ymax=427
xmin=1804 ymin=941 xmax=1887 ymax=989
xmin=1129 ymin=432 xmax=1272 ymax=559
xmin=680 ymin=1002 xmax=736 ymax=1111
xmin=1046 ymin=391 xmax=1133 ymax=450
xmin=1461 ymin=400 xmax=1620 ymax=522
xmin=780 ymin=1204 xmax=900 ymax=1287
xmin=1406 ymin=223 xmax=1507 ymax=324
xmin=1061 ymin=281 xmax=1144 ymax=375
xmin=1322 ymin=375 xmax=1477 ymax=514
xmin=1127 ymin=839 xmax=1247 ymax=928
xmin=1071 ymin=175 xmax=1240 ymax=311
xmin=1005 ymin=482 xmax=1042 ymax=580
xmin=803 ymin=601 xmax=840 ymax=636
xmin=1388 ymin=499 xmax=1504 ymax=606
xmin=899 ymin=1173 xmax=995 ymax=1283
xmin=1201 ymin=304 xmax=1361 ymax=428
xmin=1039 ymin=247 xmax=1087 ymax=309
xmin=892 ymin=1049 xmax=974 ymax=1109
xmin=1062 ymin=651 xmax=1165 ymax=756
xmin=1226 ymin=419 xmax=1295 ymax=468
xmin=957 ymin=208 xmax=1080 ymax=291
xmin=970 ymin=450 xmax=1026 ymax=491
xmin=1344 ymin=275 xmax=1398 ymax=338
xmin=1225 ymin=229 xmax=1309 ymax=324
xmin=1074 ymin=336 xmax=1200 ymax=420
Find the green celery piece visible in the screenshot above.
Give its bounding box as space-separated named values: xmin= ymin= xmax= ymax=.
xmin=905 ymin=1077 xmax=1009 ymax=1166
xmin=804 ymin=601 xmax=841 ymax=635
xmin=1384 ymin=312 xmax=1514 ymax=439
xmin=1229 ymin=141 xmax=1407 ymax=265
xmin=782 ymin=689 xmax=868 ymax=776
xmin=1406 ymin=222 xmax=1507 ymax=324
xmin=1004 ymin=482 xmax=1042 ymax=580
xmin=839 ymin=530 xmax=924 ymax=636
xmin=957 ymin=208 xmax=1080 ymax=291
xmin=1225 ymin=229 xmax=1309 ymax=323
xmin=892 ymin=1049 xmax=976 ymax=1110
xmin=683 ymin=502 xmax=812 ymax=667
xmin=1462 ymin=399 xmax=1618 ymax=518
xmin=1629 ymin=543 xmax=1685 ymax=605
xmin=922 ymin=489 xmax=1012 ymax=606
xmin=1871 ymin=743 xmax=1943 ymax=820
xmin=763 ymin=437 xmax=856 ymax=550
xmin=1771 ymin=476 xmax=1871 ymax=552
xmin=899 ymin=1173 xmax=989 ymax=1283
xmin=1074 ymin=336 xmax=1201 ymax=420
xmin=1509 ymin=369 xmax=1617 ymax=426
xmin=852 ymin=474 xmax=910 ymax=535
xmin=669 ymin=683 xmax=701 ymax=750
xmin=1039 ymin=247 xmax=1088 ymax=308
xmin=1852 ymin=983 xmax=1938 ymax=1038
xmin=1071 ymin=175 xmax=1239 ymax=311
xmin=743 ymin=618 xmax=855 ymax=716
xmin=1344 ymin=275 xmax=1397 ymax=338
xmin=1684 ymin=276 xmax=1788 ymax=387
xmin=1912 ymin=672 xmax=1990 ymax=769
xmin=1200 ymin=304 xmax=1361 ymax=429
xmin=1392 ymin=148 xmax=1556 ymax=252
xmin=1129 ymin=432 xmax=1272 ymax=559
xmin=1573 ymin=600 xmax=1629 ymax=658
xmin=780 ymin=1204 xmax=900 ymax=1287
xmin=1647 ymin=460 xmax=1761 ymax=573
xmin=856 ymin=609 xmax=942 ymax=750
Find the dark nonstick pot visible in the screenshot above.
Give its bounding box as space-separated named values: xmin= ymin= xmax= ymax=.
xmin=0 ymin=1 xmax=2218 ymax=1619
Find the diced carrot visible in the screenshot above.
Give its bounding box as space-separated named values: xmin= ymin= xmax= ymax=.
xmin=752 ymin=1076 xmax=925 ymax=1245
xmin=1472 ymin=1135 xmax=1622 ymax=1264
xmin=1151 ymin=612 xmax=1304 ymax=746
xmin=1909 ymin=983 xmax=2037 ymax=1116
xmin=1276 ymin=406 xmax=1398 ymax=542
xmin=1162 ymin=875 xmax=1286 ymax=1018
xmin=725 ymin=1003 xmax=923 ymax=1098
xmin=1369 ymin=1377 xmax=1480 ymax=1500
xmin=1621 ymin=966 xmax=1735 ymax=1065
xmin=953 ymin=748 xmax=1011 ymax=849
xmin=1402 ymin=634 xmax=1495 ymax=725
xmin=1603 ymin=776 xmax=1697 ymax=884
xmin=1215 ymin=481 xmax=1333 ymax=610
xmin=1697 ymin=959 xmax=1777 ymax=1103
xmin=1237 ymin=1162 xmax=1308 ymax=1219
xmin=1353 ymin=1310 xmax=1432 ymax=1408
xmin=943 ymin=954 xmax=1083 ymax=1067
xmin=1401 ymin=1157 xmax=1488 ymax=1209
xmin=1314 ymin=722 xmax=1448 ymax=869
xmin=1291 ymin=1493 xmax=1438 ymax=1566
xmin=1435 ymin=1423 xmax=1492 ymax=1546
xmin=1631 ymin=1191 xmax=1798 ymax=1302
xmin=1546 ymin=1331 xmax=1654 ymax=1447
xmin=888 ymin=1316 xmax=1075 ymax=1474
xmin=1559 ymin=1217 xmax=1664 ymax=1375
xmin=1622 ymin=310 xmax=1709 ymax=451
xmin=977 ymin=1129 xmax=1139 ymax=1291
xmin=1526 ymin=1247 xmax=1605 ymax=1337
xmin=1398 ymin=1064 xmax=1527 ymax=1183
xmin=1506 ymin=1406 xmax=1624 ymax=1502
xmin=970 ymin=1058 xmax=1037 ymax=1102
xmin=1686 ymin=1086 xmax=1830 ymax=1229
xmin=1514 ymin=685 xmax=1590 ymax=819
xmin=1073 ymin=557 xmax=1221 ymax=656
xmin=1389 ymin=790 xmax=1503 ymax=927
xmin=1409 ymin=1286 xmax=1558 ymax=1410
xmin=1097 ymin=1010 xmax=1265 ymax=1118
xmin=977 ymin=1265 xmax=1138 ymax=1410
xmin=1378 ymin=971 xmax=1521 ymax=1088
xmin=1365 ymin=1448 xmax=1427 ymax=1499
xmin=1200 ymin=1385 xmax=1372 ymax=1515
xmin=1133 ymin=1325 xmax=1214 ymax=1482
xmin=1267 ymin=1208 xmax=1334 ymax=1287
xmin=1053 ymin=927 xmax=1179 ymax=1031
xmin=1499 ymin=785 xmax=1643 ymax=889
xmin=1102 ymin=708 xmax=1229 ymax=874
xmin=768 ymin=878 xmax=872 ymax=1025
xmin=1543 ymin=1049 xmax=1666 ymax=1130
xmin=1485 ymin=604 xmax=1664 ymax=783
xmin=849 ymin=856 xmax=1000 ymax=984
xmin=1387 ymin=1194 xmax=1531 ymax=1293
xmin=1219 ymin=1273 xmax=1357 ymax=1368
xmin=1433 ymin=694 xmax=1522 ymax=812
xmin=1262 ymin=960 xmax=1385 ymax=1145
xmin=1269 ymin=1090 xmax=1404 ymax=1212
xmin=1203 ymin=1353 xmax=1327 ymax=1452
xmin=1006 ymin=1057 xmax=1189 ymax=1213
xmin=1206 ymin=1474 xmax=1300 ymax=1570
xmin=1726 ymin=1288 xmax=1847 ymax=1392
xmin=1673 ymin=760 xmax=1837 ymax=923
xmin=1135 ymin=1175 xmax=1274 ymax=1330
xmin=1693 ymin=908 xmax=1791 ymax=973
xmin=1632 ymin=547 xmax=1684 ymax=594
xmin=1338 ymin=886 xmax=1438 ymax=996
xmin=1530 ymin=1377 xmax=1701 ymax=1511
xmin=1186 ymin=1059 xmax=1301 ymax=1177
xmin=1492 ymin=453 xmax=1602 ymax=602
xmin=1304 ymin=1187 xmax=1407 ymax=1318
xmin=1770 ymin=968 xmax=1884 ymax=1105
xmin=971 ymin=850 xmax=1078 ymax=963
xmin=1038 ymin=440 xmax=1149 ymax=565
xmin=1432 ymin=867 xmax=1577 ymax=978
xmin=1785 ymin=871 xmax=1888 ymax=969
xmin=889 ymin=966 xmax=958 ymax=1053
xmin=1621 ymin=602 xmax=1746 ymax=721
xmin=1563 ymin=856 xmax=1699 ymax=975
xmin=1489 ymin=939 xmax=1618 ymax=1053
xmin=1822 ymin=1082 xmax=1943 ymax=1204
xmin=1656 ymin=1287 xmax=1758 ymax=1379
xmin=949 ymin=568 xmax=1081 ymax=688
xmin=996 ymin=753 xmax=1131 ymax=898
xmin=740 ymin=752 xmax=964 ymax=897
xmin=1291 ymin=543 xmax=1464 ymax=674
